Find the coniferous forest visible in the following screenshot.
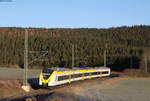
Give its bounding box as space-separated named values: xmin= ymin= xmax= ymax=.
xmin=0 ymin=25 xmax=150 ymax=71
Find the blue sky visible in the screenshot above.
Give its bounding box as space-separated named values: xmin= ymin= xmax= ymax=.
xmin=0 ymin=0 xmax=149 ymax=28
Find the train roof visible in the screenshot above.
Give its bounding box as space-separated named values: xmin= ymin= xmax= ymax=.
xmin=43 ymin=66 xmax=110 ymax=71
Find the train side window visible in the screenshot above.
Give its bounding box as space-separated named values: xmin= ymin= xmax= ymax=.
xmin=84 ymin=73 xmax=89 ymax=76
xmin=71 ymin=74 xmax=82 ymax=78
xmin=91 ymin=72 xmax=101 ymax=75
xmin=58 ymin=75 xmax=69 ymax=81
xmin=101 ymin=71 xmax=109 ymax=74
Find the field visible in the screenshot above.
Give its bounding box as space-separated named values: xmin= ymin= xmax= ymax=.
xmin=0 ymin=67 xmax=41 ymax=79
xmin=0 ymin=67 xmax=150 ymax=101
xmin=41 ymin=77 xmax=150 ymax=101
xmin=0 ymin=67 xmax=41 ymax=99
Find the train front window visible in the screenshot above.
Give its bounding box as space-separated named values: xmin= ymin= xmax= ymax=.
xmin=42 ymin=68 xmax=53 ymax=79
xmin=42 ymin=68 xmax=53 ymax=74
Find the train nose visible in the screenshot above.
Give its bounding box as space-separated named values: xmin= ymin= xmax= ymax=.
xmin=42 ymin=83 xmax=48 ymax=87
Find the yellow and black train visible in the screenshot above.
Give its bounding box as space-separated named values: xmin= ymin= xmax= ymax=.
xmin=39 ymin=67 xmax=110 ymax=86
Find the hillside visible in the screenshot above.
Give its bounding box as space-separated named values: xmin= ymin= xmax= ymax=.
xmin=0 ymin=25 xmax=150 ymax=71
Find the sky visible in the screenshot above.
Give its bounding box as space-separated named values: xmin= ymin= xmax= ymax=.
xmin=0 ymin=0 xmax=149 ymax=28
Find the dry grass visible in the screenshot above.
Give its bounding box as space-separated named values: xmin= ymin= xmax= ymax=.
xmin=0 ymin=79 xmax=24 ymax=98
xmin=123 ymin=69 xmax=150 ymax=77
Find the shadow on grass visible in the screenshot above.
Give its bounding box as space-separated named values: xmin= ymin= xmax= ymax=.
xmin=28 ymin=78 xmax=41 ymax=90
xmin=11 ymin=92 xmax=95 ymax=101
xmin=110 ymin=73 xmax=120 ymax=78
xmin=11 ymin=92 xmax=54 ymax=101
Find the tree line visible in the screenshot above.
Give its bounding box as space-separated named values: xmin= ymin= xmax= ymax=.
xmin=0 ymin=25 xmax=149 ymax=71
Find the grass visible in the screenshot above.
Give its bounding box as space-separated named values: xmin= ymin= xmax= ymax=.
xmin=0 ymin=79 xmax=24 ymax=98
xmin=123 ymin=69 xmax=150 ymax=77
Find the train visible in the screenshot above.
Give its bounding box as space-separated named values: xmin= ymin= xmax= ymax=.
xmin=39 ymin=67 xmax=110 ymax=87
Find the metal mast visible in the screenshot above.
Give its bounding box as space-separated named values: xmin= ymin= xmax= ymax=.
xmin=104 ymin=44 xmax=107 ymax=67
xmin=144 ymin=55 xmax=148 ymax=73
xmin=72 ymin=44 xmax=74 ymax=68
xmin=24 ymin=29 xmax=28 ymax=86
xmin=22 ymin=29 xmax=48 ymax=92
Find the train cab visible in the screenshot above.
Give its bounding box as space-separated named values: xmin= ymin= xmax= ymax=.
xmin=39 ymin=68 xmax=54 ymax=86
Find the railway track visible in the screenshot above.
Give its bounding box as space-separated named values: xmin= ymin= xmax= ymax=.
xmin=0 ymin=76 xmax=113 ymax=101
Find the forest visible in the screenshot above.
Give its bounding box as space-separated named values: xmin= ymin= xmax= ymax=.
xmin=0 ymin=25 xmax=150 ymax=72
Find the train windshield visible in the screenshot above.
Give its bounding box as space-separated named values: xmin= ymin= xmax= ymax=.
xmin=42 ymin=68 xmax=53 ymax=74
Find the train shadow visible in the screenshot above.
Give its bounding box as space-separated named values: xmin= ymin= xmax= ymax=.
xmin=109 ymin=73 xmax=120 ymax=78
xmin=11 ymin=92 xmax=54 ymax=101
xmin=28 ymin=78 xmax=41 ymax=90
xmin=11 ymin=92 xmax=95 ymax=101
